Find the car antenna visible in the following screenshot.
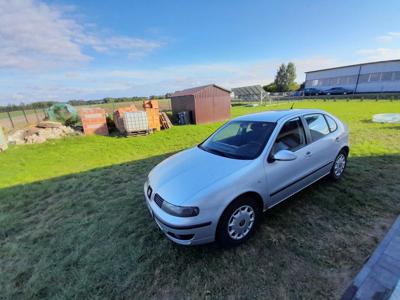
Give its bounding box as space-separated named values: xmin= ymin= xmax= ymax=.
xmin=290 ymin=103 xmax=295 ymax=109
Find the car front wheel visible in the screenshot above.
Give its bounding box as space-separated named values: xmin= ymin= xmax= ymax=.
xmin=330 ymin=150 xmax=347 ymax=180
xmin=216 ymin=196 xmax=261 ymax=247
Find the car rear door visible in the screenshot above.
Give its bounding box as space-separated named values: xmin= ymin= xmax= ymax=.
xmin=302 ymin=113 xmax=339 ymax=177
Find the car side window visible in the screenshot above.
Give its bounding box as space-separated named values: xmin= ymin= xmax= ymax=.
xmin=304 ymin=114 xmax=330 ymax=141
xmin=271 ymin=117 xmax=306 ymax=155
xmin=324 ymin=115 xmax=338 ymax=132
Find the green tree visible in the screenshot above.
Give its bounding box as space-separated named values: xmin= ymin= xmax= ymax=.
xmin=289 ymin=82 xmax=300 ymax=91
xmin=263 ymin=82 xmax=277 ymax=93
xmin=286 ymin=62 xmax=296 ymax=86
xmin=274 ymin=62 xmax=298 ymax=92
xmin=274 ymin=63 xmax=289 ymax=92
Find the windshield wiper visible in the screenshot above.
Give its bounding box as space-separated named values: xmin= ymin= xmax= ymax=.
xmin=198 ymin=145 xmax=233 ymax=158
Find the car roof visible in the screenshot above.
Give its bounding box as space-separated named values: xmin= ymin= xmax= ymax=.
xmin=234 ymin=108 xmax=326 ymax=123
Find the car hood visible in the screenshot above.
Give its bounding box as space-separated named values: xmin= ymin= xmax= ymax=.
xmin=148 ymin=147 xmax=252 ymax=205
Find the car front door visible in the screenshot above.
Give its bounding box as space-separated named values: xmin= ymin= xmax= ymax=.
xmin=265 ymin=117 xmax=314 ymax=207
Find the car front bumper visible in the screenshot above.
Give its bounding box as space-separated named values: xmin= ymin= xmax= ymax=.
xmin=144 ymin=182 xmax=215 ymax=246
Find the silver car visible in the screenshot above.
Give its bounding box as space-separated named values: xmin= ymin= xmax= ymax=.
xmin=144 ymin=109 xmax=349 ymax=246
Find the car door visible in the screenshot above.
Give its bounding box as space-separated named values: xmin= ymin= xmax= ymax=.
xmin=266 ymin=117 xmax=314 ymax=207
xmin=302 ymin=113 xmax=338 ymax=178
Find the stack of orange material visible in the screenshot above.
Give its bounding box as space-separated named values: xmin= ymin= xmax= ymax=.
xmin=113 ymin=105 xmax=137 ymax=133
xmin=79 ymin=108 xmax=108 ymax=135
xmin=143 ymin=100 xmax=160 ymax=131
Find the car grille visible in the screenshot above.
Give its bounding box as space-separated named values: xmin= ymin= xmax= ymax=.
xmin=154 ymin=193 xmax=164 ymax=208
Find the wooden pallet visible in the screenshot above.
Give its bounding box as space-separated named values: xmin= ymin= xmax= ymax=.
xmin=125 ymin=129 xmax=152 ymax=137
xmin=159 ymin=112 xmax=173 ymax=129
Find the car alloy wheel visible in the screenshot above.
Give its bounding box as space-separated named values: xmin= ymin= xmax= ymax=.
xmin=227 ymin=205 xmax=255 ymax=240
xmin=330 ymin=150 xmax=347 ymax=180
xmin=334 ymin=153 xmax=346 ymax=177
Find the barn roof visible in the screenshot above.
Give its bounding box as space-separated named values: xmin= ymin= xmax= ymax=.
xmin=171 ymin=84 xmax=230 ymax=97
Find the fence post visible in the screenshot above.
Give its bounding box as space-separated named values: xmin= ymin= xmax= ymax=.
xmin=34 ymin=108 xmax=40 ymax=122
xmin=7 ymin=111 xmax=15 ymax=129
xmin=21 ymin=107 xmax=29 ymax=124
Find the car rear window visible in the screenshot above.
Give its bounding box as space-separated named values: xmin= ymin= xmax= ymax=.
xmin=324 ymin=115 xmax=338 ymax=132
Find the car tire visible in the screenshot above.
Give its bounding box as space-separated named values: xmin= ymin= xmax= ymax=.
xmin=330 ymin=150 xmax=347 ymax=180
xmin=216 ymin=196 xmax=262 ymax=247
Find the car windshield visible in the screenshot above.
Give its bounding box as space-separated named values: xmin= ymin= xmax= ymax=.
xmin=199 ymin=120 xmax=276 ymax=159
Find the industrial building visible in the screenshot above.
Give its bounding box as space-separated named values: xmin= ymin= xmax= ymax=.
xmin=170 ymin=84 xmax=231 ymax=124
xmin=305 ymin=59 xmax=400 ymax=93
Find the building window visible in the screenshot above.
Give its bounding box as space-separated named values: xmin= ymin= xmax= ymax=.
xmin=381 ymin=72 xmax=393 ymax=81
xmin=369 ymin=73 xmax=381 ymax=82
xmin=348 ymin=75 xmax=357 ymax=84
xmin=394 ymin=72 xmax=400 ymax=81
xmin=358 ymin=74 xmax=369 ymax=83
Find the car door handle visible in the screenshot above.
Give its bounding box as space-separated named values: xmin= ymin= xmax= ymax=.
xmin=305 ymin=151 xmax=312 ymax=158
xmin=335 ymin=137 xmax=340 ymax=142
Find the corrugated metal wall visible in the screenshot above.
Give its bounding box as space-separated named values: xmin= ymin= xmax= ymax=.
xmin=171 ymin=86 xmax=231 ymax=124
xmin=305 ymin=60 xmax=400 ymax=93
xmin=170 ymin=95 xmax=195 ymax=117
xmin=194 ymin=86 xmax=230 ymax=124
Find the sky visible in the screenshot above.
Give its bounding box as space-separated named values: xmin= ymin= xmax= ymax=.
xmin=1 ymin=0 xmax=400 ymax=104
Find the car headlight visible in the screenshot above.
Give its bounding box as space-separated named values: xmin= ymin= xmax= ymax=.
xmin=161 ymin=200 xmax=199 ymax=217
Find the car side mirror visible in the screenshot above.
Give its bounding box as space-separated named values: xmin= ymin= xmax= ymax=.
xmin=273 ymin=150 xmax=297 ymax=161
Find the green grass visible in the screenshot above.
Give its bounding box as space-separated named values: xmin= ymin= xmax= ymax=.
xmin=0 ymin=101 xmax=400 ymax=299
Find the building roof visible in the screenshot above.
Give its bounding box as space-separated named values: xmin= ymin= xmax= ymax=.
xmin=235 ymin=109 xmax=325 ymax=122
xmin=305 ymin=59 xmax=400 ymax=74
xmin=171 ymin=84 xmax=230 ymax=97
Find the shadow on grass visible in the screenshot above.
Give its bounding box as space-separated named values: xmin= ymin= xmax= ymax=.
xmin=1 ymin=153 xmax=399 ymax=299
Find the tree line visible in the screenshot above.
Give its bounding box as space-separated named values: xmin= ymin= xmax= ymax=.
xmin=0 ymin=96 xmax=166 ymax=112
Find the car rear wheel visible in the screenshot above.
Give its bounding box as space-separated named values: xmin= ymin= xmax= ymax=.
xmin=330 ymin=150 xmax=347 ymax=180
xmin=216 ymin=196 xmax=261 ymax=247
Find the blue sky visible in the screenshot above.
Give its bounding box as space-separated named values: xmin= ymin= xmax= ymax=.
xmin=1 ymin=0 xmax=400 ymax=104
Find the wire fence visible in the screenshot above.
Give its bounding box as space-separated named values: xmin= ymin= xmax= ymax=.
xmin=232 ymin=92 xmax=400 ymax=104
xmin=2 ymin=94 xmax=399 ymax=131
xmin=0 ymin=99 xmax=173 ymax=131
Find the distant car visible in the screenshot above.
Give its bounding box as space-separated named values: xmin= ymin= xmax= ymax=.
xmin=144 ymin=109 xmax=349 ymax=246
xmin=292 ymin=91 xmax=303 ymax=97
xmin=325 ymin=87 xmax=354 ymax=95
xmin=303 ymin=88 xmax=324 ymax=96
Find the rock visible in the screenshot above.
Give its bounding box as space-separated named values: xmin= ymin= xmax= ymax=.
xmin=37 ymin=121 xmax=63 ymax=128
xmin=8 ymin=130 xmax=26 ymax=145
xmin=7 ymin=125 xmax=78 ymax=145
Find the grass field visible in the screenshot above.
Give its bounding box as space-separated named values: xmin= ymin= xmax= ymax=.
xmin=1 ymin=101 xmax=400 ymax=299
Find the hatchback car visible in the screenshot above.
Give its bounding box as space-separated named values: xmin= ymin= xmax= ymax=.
xmin=144 ymin=109 xmax=349 ymax=246
xmin=303 ymin=88 xmax=325 ymax=96
xmin=325 ymin=87 xmax=354 ymax=95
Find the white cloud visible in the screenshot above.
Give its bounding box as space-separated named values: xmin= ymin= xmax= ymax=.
xmin=356 ymin=48 xmax=400 ymax=61
xmin=376 ymin=32 xmax=400 ymax=42
xmin=0 ymin=0 xmax=163 ymax=70
xmin=0 ymin=56 xmax=345 ymax=104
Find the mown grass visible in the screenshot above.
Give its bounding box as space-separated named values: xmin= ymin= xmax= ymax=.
xmin=0 ymin=100 xmax=400 ymax=299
